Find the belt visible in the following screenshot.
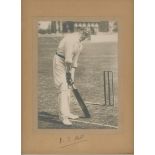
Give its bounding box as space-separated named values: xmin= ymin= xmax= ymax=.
xmin=56 ymin=52 xmax=65 ymax=59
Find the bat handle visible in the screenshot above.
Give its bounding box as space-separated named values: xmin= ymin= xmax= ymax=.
xmin=69 ymin=78 xmax=76 ymax=89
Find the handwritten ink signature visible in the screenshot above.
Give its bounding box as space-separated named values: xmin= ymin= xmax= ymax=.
xmin=59 ymin=134 xmax=87 ymax=148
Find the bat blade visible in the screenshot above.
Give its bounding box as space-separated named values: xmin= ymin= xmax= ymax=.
xmin=72 ymin=88 xmax=91 ymax=118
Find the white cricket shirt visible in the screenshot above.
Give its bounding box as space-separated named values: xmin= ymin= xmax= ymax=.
xmin=57 ymin=32 xmax=83 ymax=68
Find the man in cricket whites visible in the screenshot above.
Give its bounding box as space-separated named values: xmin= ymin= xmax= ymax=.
xmin=53 ymin=28 xmax=90 ymax=125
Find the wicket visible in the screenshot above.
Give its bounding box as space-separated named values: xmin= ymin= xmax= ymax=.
xmin=103 ymin=71 xmax=114 ymax=106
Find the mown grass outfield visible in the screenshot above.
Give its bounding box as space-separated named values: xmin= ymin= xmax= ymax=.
xmin=38 ymin=36 xmax=118 ymax=129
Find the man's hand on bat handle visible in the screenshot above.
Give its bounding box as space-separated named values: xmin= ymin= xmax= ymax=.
xmin=66 ymin=72 xmax=74 ymax=86
xmin=66 ymin=62 xmax=74 ymax=86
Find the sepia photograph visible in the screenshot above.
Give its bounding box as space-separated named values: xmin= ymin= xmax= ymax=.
xmin=37 ymin=20 xmax=119 ymax=129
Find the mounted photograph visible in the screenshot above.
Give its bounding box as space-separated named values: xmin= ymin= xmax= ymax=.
xmin=37 ymin=20 xmax=119 ymax=129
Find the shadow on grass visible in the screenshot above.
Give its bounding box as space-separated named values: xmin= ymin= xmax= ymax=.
xmin=38 ymin=111 xmax=80 ymax=129
xmin=38 ymin=111 xmax=116 ymax=129
xmin=38 ymin=111 xmax=61 ymax=124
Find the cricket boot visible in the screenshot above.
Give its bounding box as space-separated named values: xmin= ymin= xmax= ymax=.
xmin=68 ymin=113 xmax=79 ymax=119
xmin=62 ymin=117 xmax=72 ymax=126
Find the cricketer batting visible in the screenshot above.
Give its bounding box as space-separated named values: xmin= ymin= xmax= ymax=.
xmin=53 ymin=28 xmax=90 ymax=125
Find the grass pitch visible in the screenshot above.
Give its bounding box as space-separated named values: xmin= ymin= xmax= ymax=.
xmin=38 ymin=36 xmax=118 ymax=129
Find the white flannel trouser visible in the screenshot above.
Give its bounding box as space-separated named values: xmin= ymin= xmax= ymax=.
xmin=53 ymin=54 xmax=72 ymax=119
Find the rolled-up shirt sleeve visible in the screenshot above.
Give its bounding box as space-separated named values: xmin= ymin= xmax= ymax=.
xmin=64 ymin=39 xmax=74 ymax=64
xmin=72 ymin=44 xmax=83 ymax=68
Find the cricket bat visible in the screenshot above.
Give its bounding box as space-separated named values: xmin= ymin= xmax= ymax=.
xmin=71 ymin=83 xmax=91 ymax=118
